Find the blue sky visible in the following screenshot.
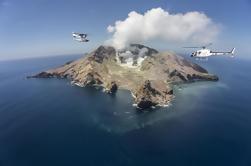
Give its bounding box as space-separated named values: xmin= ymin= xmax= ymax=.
xmin=0 ymin=0 xmax=251 ymax=60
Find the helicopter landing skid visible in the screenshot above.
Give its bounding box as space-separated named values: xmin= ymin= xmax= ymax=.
xmin=195 ymin=57 xmax=208 ymax=61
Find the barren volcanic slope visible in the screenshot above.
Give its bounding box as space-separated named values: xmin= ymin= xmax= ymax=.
xmin=31 ymin=44 xmax=218 ymax=109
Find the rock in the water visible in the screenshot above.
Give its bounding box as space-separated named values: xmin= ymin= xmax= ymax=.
xmin=28 ymin=72 xmax=54 ymax=78
xmin=29 ymin=44 xmax=218 ymax=109
xmin=104 ymin=81 xmax=118 ymax=94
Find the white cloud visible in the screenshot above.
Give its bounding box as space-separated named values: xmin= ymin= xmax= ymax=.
xmin=106 ymin=7 xmax=220 ymax=49
xmin=107 ymin=25 xmax=115 ymax=33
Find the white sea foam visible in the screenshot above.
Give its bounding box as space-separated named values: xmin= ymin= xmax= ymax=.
xmin=74 ymin=82 xmax=84 ymax=87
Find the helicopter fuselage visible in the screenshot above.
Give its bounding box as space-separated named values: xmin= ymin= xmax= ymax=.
xmin=191 ymin=49 xmax=211 ymax=57
xmin=191 ymin=48 xmax=235 ymax=58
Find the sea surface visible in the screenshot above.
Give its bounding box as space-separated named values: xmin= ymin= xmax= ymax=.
xmin=0 ymin=55 xmax=251 ymax=166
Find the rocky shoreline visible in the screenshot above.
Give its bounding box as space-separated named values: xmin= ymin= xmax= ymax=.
xmin=29 ymin=44 xmax=218 ymax=109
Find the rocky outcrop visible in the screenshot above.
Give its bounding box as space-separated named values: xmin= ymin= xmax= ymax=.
xmin=30 ymin=44 xmax=218 ymax=110
xmin=133 ymin=80 xmax=173 ymax=109
xmin=104 ymin=81 xmax=118 ymax=94
xmin=88 ymin=46 xmax=116 ymax=63
xmin=28 ymin=71 xmax=54 ymax=78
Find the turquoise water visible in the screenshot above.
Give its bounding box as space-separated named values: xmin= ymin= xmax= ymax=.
xmin=0 ymin=55 xmax=251 ymax=166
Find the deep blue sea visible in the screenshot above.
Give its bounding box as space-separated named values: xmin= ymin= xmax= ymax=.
xmin=0 ymin=55 xmax=251 ymax=166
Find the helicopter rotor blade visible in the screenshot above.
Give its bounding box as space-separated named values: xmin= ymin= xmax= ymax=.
xmin=201 ymin=43 xmax=213 ymax=48
xmin=183 ymin=43 xmax=213 ymax=49
xmin=206 ymin=42 xmax=213 ymax=47
xmin=183 ymin=47 xmax=201 ymax=48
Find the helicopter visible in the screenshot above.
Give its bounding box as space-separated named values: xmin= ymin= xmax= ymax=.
xmin=72 ymin=32 xmax=89 ymax=42
xmin=184 ymin=43 xmax=235 ymax=59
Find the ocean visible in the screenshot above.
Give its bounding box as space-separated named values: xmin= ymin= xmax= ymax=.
xmin=0 ymin=55 xmax=251 ymax=166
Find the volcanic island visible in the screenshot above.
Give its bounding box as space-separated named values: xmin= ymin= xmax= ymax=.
xmin=30 ymin=44 xmax=218 ymax=109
